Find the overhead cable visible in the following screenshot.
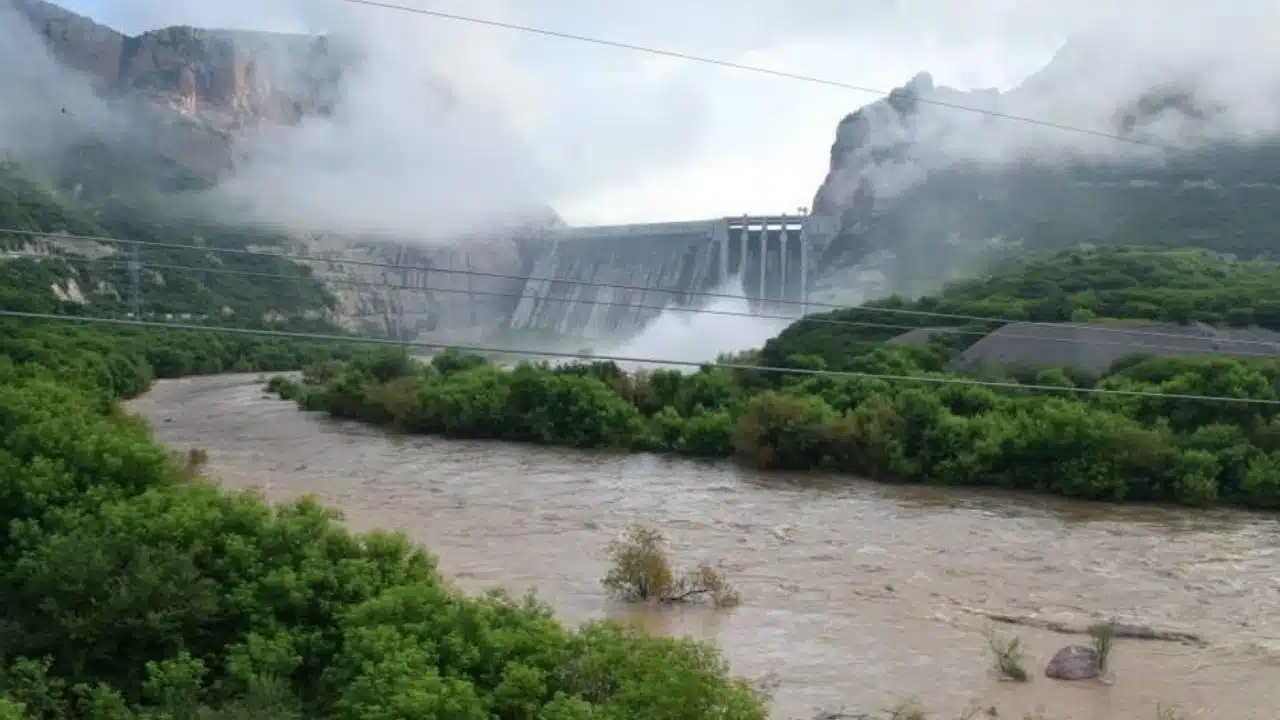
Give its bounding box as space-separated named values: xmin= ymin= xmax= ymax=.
xmin=337 ymin=0 xmax=1170 ymax=151
xmin=3 ymin=310 xmax=1278 ymax=406
xmin=8 ymin=227 xmax=1280 ymax=351
xmin=19 ymin=249 xmax=1280 ymax=359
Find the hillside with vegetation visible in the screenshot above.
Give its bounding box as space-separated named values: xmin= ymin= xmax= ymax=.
xmin=0 ymin=161 xmax=337 ymax=328
xmin=763 ymin=247 xmax=1280 ymax=372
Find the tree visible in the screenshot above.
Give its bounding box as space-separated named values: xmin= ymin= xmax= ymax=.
xmin=601 ymin=525 xmax=739 ymax=607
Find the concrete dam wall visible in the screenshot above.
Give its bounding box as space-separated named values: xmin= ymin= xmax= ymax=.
xmin=302 ymin=215 xmax=839 ymax=344
xmin=509 ymin=215 xmax=837 ymax=340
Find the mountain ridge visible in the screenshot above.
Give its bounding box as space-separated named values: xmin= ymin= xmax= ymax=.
xmin=809 ymin=41 xmax=1280 ymax=298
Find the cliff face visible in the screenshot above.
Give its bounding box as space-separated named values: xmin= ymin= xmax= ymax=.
xmin=811 ymin=72 xmax=934 ymax=234
xmin=10 ymin=0 xmax=342 ymax=179
xmin=14 ymin=0 xmax=338 ymax=120
xmin=808 ymin=42 xmax=1280 ymax=298
xmin=11 ymin=0 xmax=123 ymax=90
xmin=116 ymin=27 xmax=337 ymax=126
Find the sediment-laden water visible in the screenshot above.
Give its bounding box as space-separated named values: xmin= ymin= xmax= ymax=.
xmin=128 ymin=374 xmax=1280 ymax=719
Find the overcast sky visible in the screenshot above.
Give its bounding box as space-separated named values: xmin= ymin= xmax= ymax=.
xmin=49 ymin=1 xmax=1210 ymax=226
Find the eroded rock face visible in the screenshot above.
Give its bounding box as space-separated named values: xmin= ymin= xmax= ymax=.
xmin=11 ymin=0 xmax=344 ymax=179
xmin=118 ymin=27 xmax=338 ymax=126
xmin=811 ymin=72 xmax=933 ymax=221
xmin=15 ymin=0 xmax=339 ymax=122
xmin=1044 ymin=645 xmax=1101 ymax=681
xmin=11 ymin=0 xmax=124 ymax=91
xmin=275 ymin=234 xmax=532 ymax=343
xmin=804 ymin=32 xmax=1265 ymax=288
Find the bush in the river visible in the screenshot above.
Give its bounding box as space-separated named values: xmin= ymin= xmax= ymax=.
xmin=1088 ymin=622 xmax=1115 ymax=674
xmin=985 ymin=631 xmax=1029 ymax=682
xmin=0 ymin=324 xmax=768 ymax=719
xmin=277 ymin=346 xmax=1280 ymax=510
xmin=265 ymin=374 xmax=301 ymax=399
xmin=602 ymin=525 xmax=740 ymax=607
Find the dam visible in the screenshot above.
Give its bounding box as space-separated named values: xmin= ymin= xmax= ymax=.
xmin=305 ymin=214 xmax=841 ymax=343
xmin=508 ymin=214 xmax=839 ymax=339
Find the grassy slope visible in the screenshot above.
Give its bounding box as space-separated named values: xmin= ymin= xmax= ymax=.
xmin=762 ymin=247 xmax=1280 ymax=372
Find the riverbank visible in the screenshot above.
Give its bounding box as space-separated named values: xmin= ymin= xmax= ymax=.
xmin=266 ymin=347 xmax=1280 ymax=510
xmin=133 ymin=374 xmax=1280 ymax=719
xmin=3 ymin=314 xmax=1273 ymax=718
xmin=0 ymin=325 xmax=766 ymax=719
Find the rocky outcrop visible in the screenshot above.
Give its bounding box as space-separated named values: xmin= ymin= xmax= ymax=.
xmin=1044 ymin=645 xmax=1101 ymax=681
xmin=808 ymin=39 xmax=1230 ymax=251
xmin=10 ymin=0 xmax=343 ymax=179
xmin=806 ymin=35 xmax=1280 ymax=297
xmin=275 ymin=235 xmax=530 ymax=343
xmin=117 ymin=27 xmax=338 ymax=126
xmin=13 ymin=0 xmax=339 ymax=123
xmin=811 ymin=72 xmax=933 ymax=221
xmin=10 ymin=0 xmax=123 ymax=91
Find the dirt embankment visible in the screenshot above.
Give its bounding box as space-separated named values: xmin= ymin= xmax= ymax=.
xmin=891 ymin=321 xmax=1280 ymax=375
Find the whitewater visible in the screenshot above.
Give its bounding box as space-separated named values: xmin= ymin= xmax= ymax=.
xmin=600 ymin=276 xmax=791 ymax=369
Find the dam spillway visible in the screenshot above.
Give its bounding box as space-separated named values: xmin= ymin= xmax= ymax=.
xmin=506 ymin=215 xmax=838 ymax=340
xmin=297 ymin=214 xmax=839 ymax=343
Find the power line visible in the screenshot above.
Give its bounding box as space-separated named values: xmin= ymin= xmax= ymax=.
xmin=8 ymin=251 xmax=905 ymax=330
xmin=4 ymin=309 xmax=1277 ymax=406
xmin=337 ymin=0 xmax=1169 ymax=151
xmin=9 ymin=227 xmax=1280 ymax=351
xmin=20 ymin=249 xmax=1280 ymax=359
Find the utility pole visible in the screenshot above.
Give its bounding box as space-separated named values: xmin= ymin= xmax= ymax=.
xmin=128 ymin=241 xmax=141 ymax=318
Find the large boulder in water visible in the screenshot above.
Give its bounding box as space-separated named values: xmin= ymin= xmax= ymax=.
xmin=1045 ymin=645 xmax=1101 ymax=680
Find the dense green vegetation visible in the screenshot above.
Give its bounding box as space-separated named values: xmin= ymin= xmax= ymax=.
xmin=0 ymin=319 xmax=379 ymax=402
xmin=1 ymin=162 xmax=336 ymax=328
xmin=272 ymin=249 xmax=1280 ymax=510
xmin=0 ymin=321 xmax=765 ymax=718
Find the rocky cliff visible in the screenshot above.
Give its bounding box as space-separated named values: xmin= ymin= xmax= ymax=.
xmin=9 ymin=0 xmax=343 ymax=181
xmin=808 ymin=41 xmax=1280 ymax=298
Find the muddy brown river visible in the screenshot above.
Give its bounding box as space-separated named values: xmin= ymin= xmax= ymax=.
xmin=128 ymin=375 xmax=1280 ymax=719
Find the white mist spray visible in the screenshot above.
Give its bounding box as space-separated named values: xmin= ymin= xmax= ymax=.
xmin=602 ymin=276 xmax=790 ymax=369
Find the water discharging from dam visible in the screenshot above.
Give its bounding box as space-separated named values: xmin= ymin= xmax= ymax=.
xmin=510 ymin=215 xmax=832 ymax=340
xmin=602 ymin=275 xmax=790 ymax=367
